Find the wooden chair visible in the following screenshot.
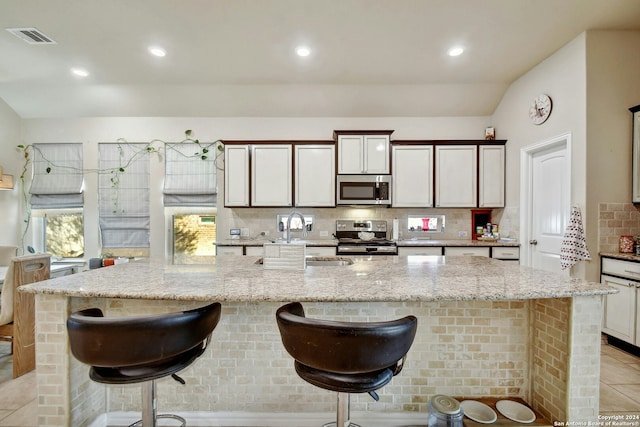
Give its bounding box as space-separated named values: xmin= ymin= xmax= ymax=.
xmin=0 ymin=254 xmax=51 ymax=378
xmin=0 ymin=246 xmax=18 ymax=266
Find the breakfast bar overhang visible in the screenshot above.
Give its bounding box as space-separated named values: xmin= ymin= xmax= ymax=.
xmin=21 ymin=255 xmax=616 ymax=427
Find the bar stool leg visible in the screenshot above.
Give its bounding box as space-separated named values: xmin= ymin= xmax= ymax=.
xmin=322 ymin=392 xmax=362 ymax=427
xmin=129 ymin=380 xmax=186 ymax=427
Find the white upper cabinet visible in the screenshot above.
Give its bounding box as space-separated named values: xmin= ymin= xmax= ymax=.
xmin=337 ymin=133 xmax=390 ymax=174
xmin=435 ymin=145 xmax=477 ymax=207
xmin=479 ymin=145 xmax=505 ymax=207
xmin=251 ymin=144 xmax=292 ymax=207
xmin=295 ymin=145 xmax=335 ymax=207
xmin=224 ymin=145 xmax=250 ymax=207
xmin=392 ymin=145 xmax=433 ymax=207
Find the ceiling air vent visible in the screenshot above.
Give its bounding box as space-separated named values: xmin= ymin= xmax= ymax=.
xmin=6 ymin=27 xmax=56 ymax=44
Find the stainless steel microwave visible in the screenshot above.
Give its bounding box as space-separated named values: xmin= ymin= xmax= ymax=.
xmin=336 ymin=175 xmax=392 ymax=205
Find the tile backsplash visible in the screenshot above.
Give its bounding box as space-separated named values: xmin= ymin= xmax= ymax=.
xmin=598 ymin=202 xmax=640 ymax=252
xmin=221 ymin=207 xmax=517 ymax=242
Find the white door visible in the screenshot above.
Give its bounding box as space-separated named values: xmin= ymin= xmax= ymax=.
xmin=520 ymin=134 xmax=571 ymax=272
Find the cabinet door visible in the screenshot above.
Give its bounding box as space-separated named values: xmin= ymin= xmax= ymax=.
xmin=216 ymin=246 xmax=243 ymax=256
xmin=364 ymin=135 xmax=390 ymax=174
xmin=632 ymin=107 xmax=640 ymax=203
xmin=338 ymin=135 xmax=364 ymax=174
xmin=435 ymin=145 xmax=477 ymax=207
xmin=224 ymin=145 xmax=250 ymax=207
xmin=479 ymin=145 xmax=505 ymax=207
xmin=444 ymin=247 xmax=490 ymax=257
xmin=392 ymin=145 xmax=433 ymax=207
xmin=295 ymin=145 xmax=335 ymax=207
xmin=306 ymin=247 xmax=337 ymax=257
xmin=601 ymin=274 xmax=636 ymax=344
xmin=251 ymin=145 xmax=293 ymax=206
xmin=398 ymin=247 xmax=442 ymax=256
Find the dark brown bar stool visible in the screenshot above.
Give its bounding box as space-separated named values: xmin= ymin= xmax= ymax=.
xmin=67 ymin=302 xmax=222 ymax=427
xmin=276 ymin=302 xmax=418 ymax=427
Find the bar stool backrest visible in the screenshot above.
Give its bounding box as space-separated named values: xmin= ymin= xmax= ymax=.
xmin=276 ymin=302 xmax=418 ymax=374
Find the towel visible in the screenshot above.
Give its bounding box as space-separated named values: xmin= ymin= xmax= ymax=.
xmin=560 ymin=206 xmax=591 ymax=270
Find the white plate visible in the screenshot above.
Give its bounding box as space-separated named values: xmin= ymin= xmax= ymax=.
xmin=496 ymin=400 xmax=536 ymax=423
xmin=460 ymin=400 xmax=497 ymax=424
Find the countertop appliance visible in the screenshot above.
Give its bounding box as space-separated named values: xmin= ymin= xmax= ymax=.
xmin=336 ymin=175 xmax=391 ymax=205
xmin=335 ymin=219 xmax=398 ymax=255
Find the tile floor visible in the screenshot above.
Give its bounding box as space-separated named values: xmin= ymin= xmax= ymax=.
xmin=0 ymin=338 xmax=638 ymax=426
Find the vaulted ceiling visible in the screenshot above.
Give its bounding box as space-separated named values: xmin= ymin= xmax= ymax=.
xmin=1 ymin=0 xmax=640 ymax=118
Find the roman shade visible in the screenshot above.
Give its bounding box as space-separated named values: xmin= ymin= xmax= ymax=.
xmin=29 ymin=143 xmax=84 ymax=209
xmin=98 ymin=143 xmax=150 ymax=248
xmin=163 ymin=142 xmax=217 ymax=206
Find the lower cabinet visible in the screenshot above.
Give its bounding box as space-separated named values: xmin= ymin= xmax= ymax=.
xmin=216 ymin=246 xmax=243 ymax=256
xmin=245 ymin=246 xmax=264 ymax=256
xmin=216 ymin=245 xmax=337 ymax=257
xmin=491 ymin=247 xmax=520 ymax=260
xmin=444 ymin=247 xmax=490 ymax=257
xmin=601 ymin=257 xmax=640 ymax=346
xmin=398 ymin=247 xmax=442 ymax=256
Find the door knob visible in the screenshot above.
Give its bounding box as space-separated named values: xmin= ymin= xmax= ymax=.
xmin=529 ymin=240 xmax=538 ymax=245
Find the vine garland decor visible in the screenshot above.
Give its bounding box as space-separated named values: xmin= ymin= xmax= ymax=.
xmin=15 ymin=130 xmax=224 ymax=249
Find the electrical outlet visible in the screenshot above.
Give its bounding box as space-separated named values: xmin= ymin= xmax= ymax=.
xmin=261 ymin=230 xmax=270 ymax=236
xmin=459 ymin=231 xmax=468 ymax=237
xmin=319 ymin=231 xmax=329 ymax=237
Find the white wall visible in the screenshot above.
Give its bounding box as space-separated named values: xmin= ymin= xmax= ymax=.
xmin=0 ymin=97 xmax=23 ymax=248
xmin=18 ymin=116 xmax=491 ymax=259
xmin=585 ymin=31 xmax=640 ymax=280
xmin=492 ymin=30 xmax=640 ymax=281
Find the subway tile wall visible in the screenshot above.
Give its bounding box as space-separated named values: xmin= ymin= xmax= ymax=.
xmin=598 ymin=202 xmax=640 ymax=253
xmin=36 ymin=296 xmax=601 ymax=426
xmin=222 ymin=207 xmax=517 ymax=241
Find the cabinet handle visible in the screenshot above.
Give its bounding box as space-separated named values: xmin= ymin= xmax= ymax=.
xmin=529 ymin=240 xmax=538 ymax=245
xmin=624 ymin=269 xmax=640 ymax=276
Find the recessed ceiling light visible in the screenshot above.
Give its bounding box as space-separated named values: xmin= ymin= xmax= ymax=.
xmin=148 ymin=46 xmax=166 ymax=57
xmin=71 ymin=68 xmax=89 ymax=78
xmin=448 ymin=46 xmax=464 ymax=57
xmin=295 ymin=46 xmax=311 ymax=57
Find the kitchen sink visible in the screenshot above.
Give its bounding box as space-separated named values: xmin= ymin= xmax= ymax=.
xmin=306 ymin=257 xmax=354 ymax=266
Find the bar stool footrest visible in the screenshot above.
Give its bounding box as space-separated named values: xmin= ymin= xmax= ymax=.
xmin=128 ymin=413 xmax=186 ymax=427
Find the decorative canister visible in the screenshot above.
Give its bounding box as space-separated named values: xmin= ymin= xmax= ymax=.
xmin=619 ymin=235 xmax=635 ymax=253
xmin=428 ymin=395 xmax=464 ymax=427
xmin=636 ymin=236 xmax=640 ymax=256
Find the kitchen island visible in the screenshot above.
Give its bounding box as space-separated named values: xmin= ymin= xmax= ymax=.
xmin=22 ymin=255 xmax=614 ymax=427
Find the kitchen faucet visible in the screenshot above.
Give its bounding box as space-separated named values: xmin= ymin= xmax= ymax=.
xmin=286 ymin=211 xmax=306 ymax=244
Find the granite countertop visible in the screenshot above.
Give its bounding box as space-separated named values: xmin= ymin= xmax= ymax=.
xmin=21 ymin=255 xmax=615 ymax=303
xmin=396 ymin=239 xmax=520 ymax=247
xmin=600 ymin=252 xmax=640 ymax=262
xmin=217 ymin=239 xmax=338 ymax=247
xmin=217 ymin=239 xmax=519 ymax=247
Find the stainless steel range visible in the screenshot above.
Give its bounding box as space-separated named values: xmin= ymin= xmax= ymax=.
xmin=335 ymin=219 xmax=398 ymax=255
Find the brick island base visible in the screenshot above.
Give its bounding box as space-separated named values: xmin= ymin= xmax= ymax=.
xmin=34 ymin=295 xmax=601 ymax=427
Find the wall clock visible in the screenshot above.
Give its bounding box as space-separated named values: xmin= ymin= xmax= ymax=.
xmin=529 ymin=94 xmax=552 ymax=125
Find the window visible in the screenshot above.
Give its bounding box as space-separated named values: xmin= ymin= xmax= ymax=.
xmin=28 ymin=143 xmax=85 ymax=258
xmin=172 ymin=214 xmax=216 ymax=264
xmin=98 ymin=143 xmax=150 ymax=254
xmin=31 ymin=210 xmax=85 ymax=258
xmin=407 ymin=215 xmax=445 ymax=234
xmin=46 ymin=212 xmax=84 ymax=258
